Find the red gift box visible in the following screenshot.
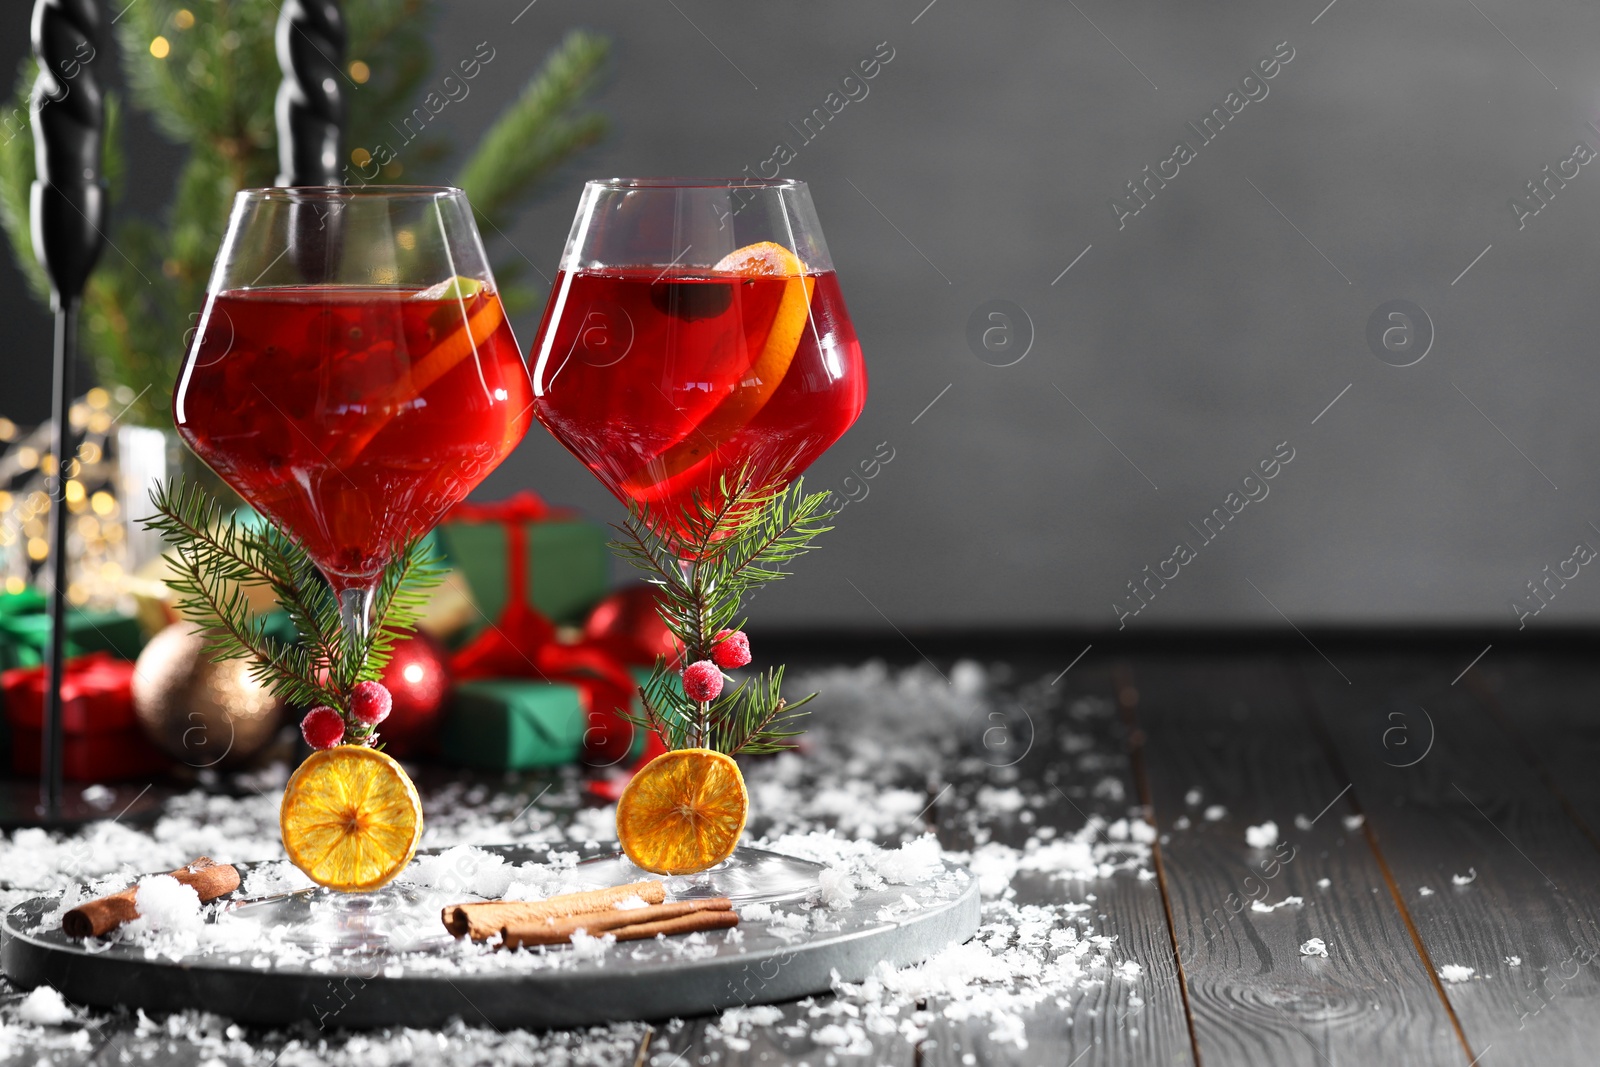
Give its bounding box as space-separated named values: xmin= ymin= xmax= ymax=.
xmin=3 ymin=653 xmax=140 ymax=733
xmin=3 ymin=653 xmax=169 ymax=780
xmin=10 ymin=728 xmax=169 ymax=781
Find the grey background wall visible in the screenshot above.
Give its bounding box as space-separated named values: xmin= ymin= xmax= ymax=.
xmin=3 ymin=0 xmax=1600 ymax=631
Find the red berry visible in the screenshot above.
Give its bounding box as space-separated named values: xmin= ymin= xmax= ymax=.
xmin=712 ymin=629 xmax=751 ymax=670
xmin=349 ymin=680 xmax=393 ymax=726
xmin=681 ymin=660 xmax=724 ymax=703
xmin=300 ymin=707 xmax=345 ymax=749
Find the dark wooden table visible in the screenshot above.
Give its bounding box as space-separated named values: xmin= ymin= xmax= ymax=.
xmin=685 ymin=635 xmax=1600 ymax=1067
xmin=4 ymin=636 xmax=1596 ymax=1066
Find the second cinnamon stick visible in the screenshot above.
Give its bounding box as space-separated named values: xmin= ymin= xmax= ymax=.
xmin=500 ymin=897 xmax=733 ymax=948
xmin=442 ymin=879 xmax=666 ymax=940
xmin=607 ymin=909 xmax=739 ymax=943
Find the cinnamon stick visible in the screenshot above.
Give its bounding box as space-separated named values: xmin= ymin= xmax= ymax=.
xmin=442 ymin=879 xmax=666 ymax=940
xmin=62 ymin=857 xmax=240 ymax=939
xmin=500 ymin=897 xmax=733 ymax=949
xmin=608 ymin=909 xmax=740 ymax=943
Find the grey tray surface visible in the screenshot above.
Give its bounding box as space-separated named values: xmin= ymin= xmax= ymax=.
xmin=0 ymin=844 xmax=980 ymax=1029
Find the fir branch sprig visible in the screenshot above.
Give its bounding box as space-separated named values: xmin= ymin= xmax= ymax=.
xmin=612 ymin=471 xmax=836 ymax=756
xmin=144 ymin=479 xmax=444 ymax=742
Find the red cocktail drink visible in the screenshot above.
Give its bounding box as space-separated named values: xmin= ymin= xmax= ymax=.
xmin=529 ymin=264 xmax=865 ymax=543
xmin=175 ymin=285 xmax=531 ymax=590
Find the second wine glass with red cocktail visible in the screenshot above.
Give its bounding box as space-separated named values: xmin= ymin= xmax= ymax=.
xmin=529 ymin=178 xmax=867 ymax=900
xmin=530 ymin=179 xmax=866 ymax=548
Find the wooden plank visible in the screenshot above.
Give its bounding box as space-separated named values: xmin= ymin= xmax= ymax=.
xmin=1127 ymin=655 xmax=1464 ymax=1066
xmin=921 ymin=661 xmax=1195 ymax=1067
xmin=1299 ymin=652 xmax=1600 ymax=1066
xmin=1468 ymin=654 xmax=1600 ymax=850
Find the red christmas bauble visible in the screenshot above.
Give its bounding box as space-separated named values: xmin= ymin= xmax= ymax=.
xmin=376 ymin=633 xmax=451 ymax=757
xmin=583 ymin=586 xmax=680 ymax=666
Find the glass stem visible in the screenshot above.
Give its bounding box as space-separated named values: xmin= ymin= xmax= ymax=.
xmin=338 ymin=586 xmax=376 ymax=676
xmin=677 ymin=557 xmax=707 ymax=748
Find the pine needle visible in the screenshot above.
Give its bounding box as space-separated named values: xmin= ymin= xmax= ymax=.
xmin=143 ymin=479 xmax=443 ymax=738
xmin=612 ymin=472 xmax=837 ymax=755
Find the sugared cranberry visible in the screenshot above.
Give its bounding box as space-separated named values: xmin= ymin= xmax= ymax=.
xmin=349 ymin=680 xmax=393 ymax=726
xmin=711 ymin=629 xmax=751 ymax=670
xmin=301 ymin=707 xmax=346 ymax=749
xmin=681 ymin=660 xmax=724 ymax=703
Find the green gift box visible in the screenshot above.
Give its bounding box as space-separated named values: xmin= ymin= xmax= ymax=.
xmin=441 ymin=678 xmax=588 ymax=770
xmin=0 ymin=590 xmax=146 ymax=672
xmin=437 ymin=497 xmax=609 ymax=627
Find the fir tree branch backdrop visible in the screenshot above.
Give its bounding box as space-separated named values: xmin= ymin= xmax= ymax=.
xmin=0 ymin=0 xmax=608 ymax=430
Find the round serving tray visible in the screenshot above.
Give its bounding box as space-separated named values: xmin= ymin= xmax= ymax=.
xmin=0 ymin=845 xmax=980 ymax=1030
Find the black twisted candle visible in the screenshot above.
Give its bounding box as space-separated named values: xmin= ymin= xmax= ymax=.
xmin=30 ymin=0 xmax=105 ymax=301
xmin=275 ymin=0 xmax=346 ymax=186
xmin=29 ymin=0 xmax=107 ymax=818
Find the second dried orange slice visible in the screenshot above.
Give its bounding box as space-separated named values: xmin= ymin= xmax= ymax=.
xmin=616 ymin=748 xmax=748 ymax=875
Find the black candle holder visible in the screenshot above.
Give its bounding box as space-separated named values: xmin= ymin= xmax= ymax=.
xmin=275 ymin=0 xmax=346 ymax=187
xmin=28 ymin=0 xmax=107 ymax=821
xmin=275 ymin=0 xmax=345 ymax=285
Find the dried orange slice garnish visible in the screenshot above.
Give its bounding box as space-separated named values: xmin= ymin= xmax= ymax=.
xmin=280 ymin=746 xmax=423 ymax=892
xmin=615 ymin=748 xmax=749 ymax=875
xmin=624 ymin=242 xmax=816 ymax=498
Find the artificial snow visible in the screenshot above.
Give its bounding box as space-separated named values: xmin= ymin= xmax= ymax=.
xmin=403 ymin=844 xmax=516 ymax=898
xmin=976 ymin=786 xmax=1026 ymax=814
xmin=1245 ymin=821 xmax=1279 ymax=848
xmin=1204 ymin=805 xmax=1227 ymax=822
xmin=1452 ymin=868 xmax=1477 ymax=886
xmin=1300 ymin=938 xmax=1328 ymax=957
xmin=131 ymin=875 xmax=203 ymax=933
xmin=1250 ymin=896 xmax=1303 ymax=913
xmin=15 ymin=986 xmax=75 ymax=1025
xmin=815 ymin=867 xmax=859 ymax=909
xmin=1438 ymin=964 xmax=1475 ymax=983
xmin=1342 ymin=814 xmax=1365 ymax=831
xmin=567 ymin=930 xmax=617 ymax=960
xmin=1419 ymin=886 xmax=1435 ymax=897
xmin=239 ymin=860 xmax=314 ymax=898
xmin=1506 ymin=956 xmax=1522 ymax=966
xmin=1316 ymin=878 xmax=1331 ymax=889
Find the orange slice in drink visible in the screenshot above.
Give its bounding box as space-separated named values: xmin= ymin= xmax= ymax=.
xmin=405 ymin=286 xmax=505 ymax=399
xmin=623 ymin=242 xmax=816 ymax=499
xmin=280 ymin=745 xmax=424 ymax=892
xmin=329 ymin=286 xmax=507 ymax=467
xmin=615 ymin=748 xmax=748 ymax=875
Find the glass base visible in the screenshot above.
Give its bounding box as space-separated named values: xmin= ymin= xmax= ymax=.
xmin=577 ymin=846 xmax=825 ymax=906
xmin=223 ymin=885 xmax=457 ymax=955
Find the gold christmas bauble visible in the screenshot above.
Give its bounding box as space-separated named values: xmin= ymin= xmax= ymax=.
xmin=132 ymin=623 xmax=282 ymax=768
